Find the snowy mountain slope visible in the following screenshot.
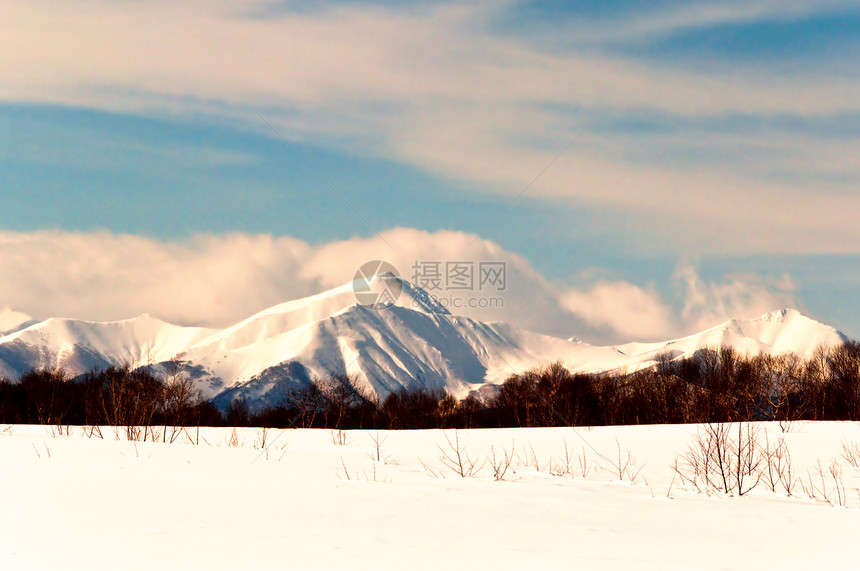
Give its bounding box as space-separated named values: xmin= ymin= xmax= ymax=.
xmin=0 ymin=279 xmax=851 ymax=409
xmin=206 ymin=303 xmax=630 ymax=408
xmin=614 ymin=308 xmax=848 ymax=363
xmin=0 ymin=315 xmax=216 ymax=379
xmin=192 ymin=275 xmax=629 ymax=407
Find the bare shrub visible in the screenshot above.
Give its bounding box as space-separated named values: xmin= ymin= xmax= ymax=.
xmin=330 ymin=429 xmax=350 ymax=446
xmin=545 ymin=441 xmax=592 ymax=479
xmin=361 ymin=462 xmax=390 ymax=483
xmin=47 ymin=424 xmax=69 ymax=438
xmin=800 ymin=471 xmax=818 ymax=500
xmin=829 ymin=460 xmax=847 ymax=507
xmin=516 ymin=444 xmax=544 ymax=473
xmin=666 ymin=473 xmax=677 ymax=497
xmin=366 ymin=431 xmax=393 ymax=464
xmin=82 ymin=425 xmax=104 ymax=439
xmin=779 ymin=456 xmax=797 ymax=496
xmin=338 ymin=456 xmax=355 ymax=481
xmin=125 ymin=425 xmax=145 ymax=442
xmin=185 ymin=426 xmax=201 ymax=446
xmin=802 ymin=459 xmax=848 ymax=506
xmin=488 ymin=443 xmax=514 ymax=481
xmin=801 ymin=462 xmax=826 ymax=502
xmin=674 ymin=423 xmax=763 ymax=496
xmin=548 ymin=441 xmax=575 ymax=477
xmin=227 ymin=428 xmax=242 ymax=447
xmin=731 ymin=424 xmax=764 ymax=495
xmin=338 ymin=457 xmax=389 ymax=483
xmin=670 ymin=458 xmax=701 ymax=494
xmin=437 ymin=430 xmax=484 ymax=477
xmin=578 ymin=447 xmax=593 ymax=479
xmin=417 ymin=456 xmax=441 ymax=479
xmin=606 ymin=438 xmax=644 ymax=483
xmin=32 ymin=442 xmax=51 ymax=459
xmin=760 ymin=432 xmax=794 ymax=495
xmin=255 ymin=427 xmax=271 ymax=449
xmin=841 ymin=440 xmax=860 ymax=468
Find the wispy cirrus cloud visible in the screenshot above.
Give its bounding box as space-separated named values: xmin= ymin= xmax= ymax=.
xmin=559 ymin=0 xmax=860 ymax=44
xmin=2 ymin=0 xmax=859 ymax=256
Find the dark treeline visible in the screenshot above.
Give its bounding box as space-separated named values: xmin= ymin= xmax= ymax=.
xmin=2 ymin=342 xmax=860 ymax=429
xmin=0 ymin=366 xmax=221 ymax=427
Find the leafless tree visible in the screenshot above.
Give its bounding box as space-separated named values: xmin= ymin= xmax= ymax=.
xmin=320 ymin=374 xmax=367 ymax=428
xmin=288 ymin=382 xmax=326 ymax=428
xmin=162 ymin=359 xmax=201 ymax=442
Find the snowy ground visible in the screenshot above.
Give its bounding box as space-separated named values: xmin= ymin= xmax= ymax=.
xmin=2 ymin=422 xmax=859 ymax=570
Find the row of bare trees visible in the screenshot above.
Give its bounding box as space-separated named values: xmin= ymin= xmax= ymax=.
xmin=2 ymin=341 xmax=860 ymax=429
xmin=0 ymin=365 xmax=221 ymax=428
xmin=486 ymin=343 xmax=860 ymax=428
xmin=252 ymin=342 xmax=860 ymax=429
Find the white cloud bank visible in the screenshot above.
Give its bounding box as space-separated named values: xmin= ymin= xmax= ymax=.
xmin=559 ymin=265 xmax=799 ymax=341
xmin=0 ymin=307 xmax=34 ymax=335
xmin=0 ymin=229 xmax=800 ymax=344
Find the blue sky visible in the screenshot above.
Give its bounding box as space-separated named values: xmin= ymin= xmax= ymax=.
xmin=1 ymin=0 xmax=860 ymax=342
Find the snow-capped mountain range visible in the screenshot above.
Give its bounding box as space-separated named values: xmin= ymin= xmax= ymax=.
xmin=0 ymin=276 xmax=849 ymax=409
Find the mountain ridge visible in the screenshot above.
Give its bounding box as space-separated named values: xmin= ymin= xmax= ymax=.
xmin=0 ymin=279 xmax=850 ymax=409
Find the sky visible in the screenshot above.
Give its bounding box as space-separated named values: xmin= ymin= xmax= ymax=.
xmin=1 ymin=0 xmax=860 ymax=344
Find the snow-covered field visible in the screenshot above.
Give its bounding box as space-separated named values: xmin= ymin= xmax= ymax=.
xmin=2 ymin=422 xmax=859 ymax=570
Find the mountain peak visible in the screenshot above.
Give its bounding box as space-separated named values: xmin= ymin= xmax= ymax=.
xmin=752 ymin=308 xmax=801 ymax=323
xmin=350 ymin=271 xmax=451 ymax=315
xmin=395 ymin=279 xmax=451 ymax=315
